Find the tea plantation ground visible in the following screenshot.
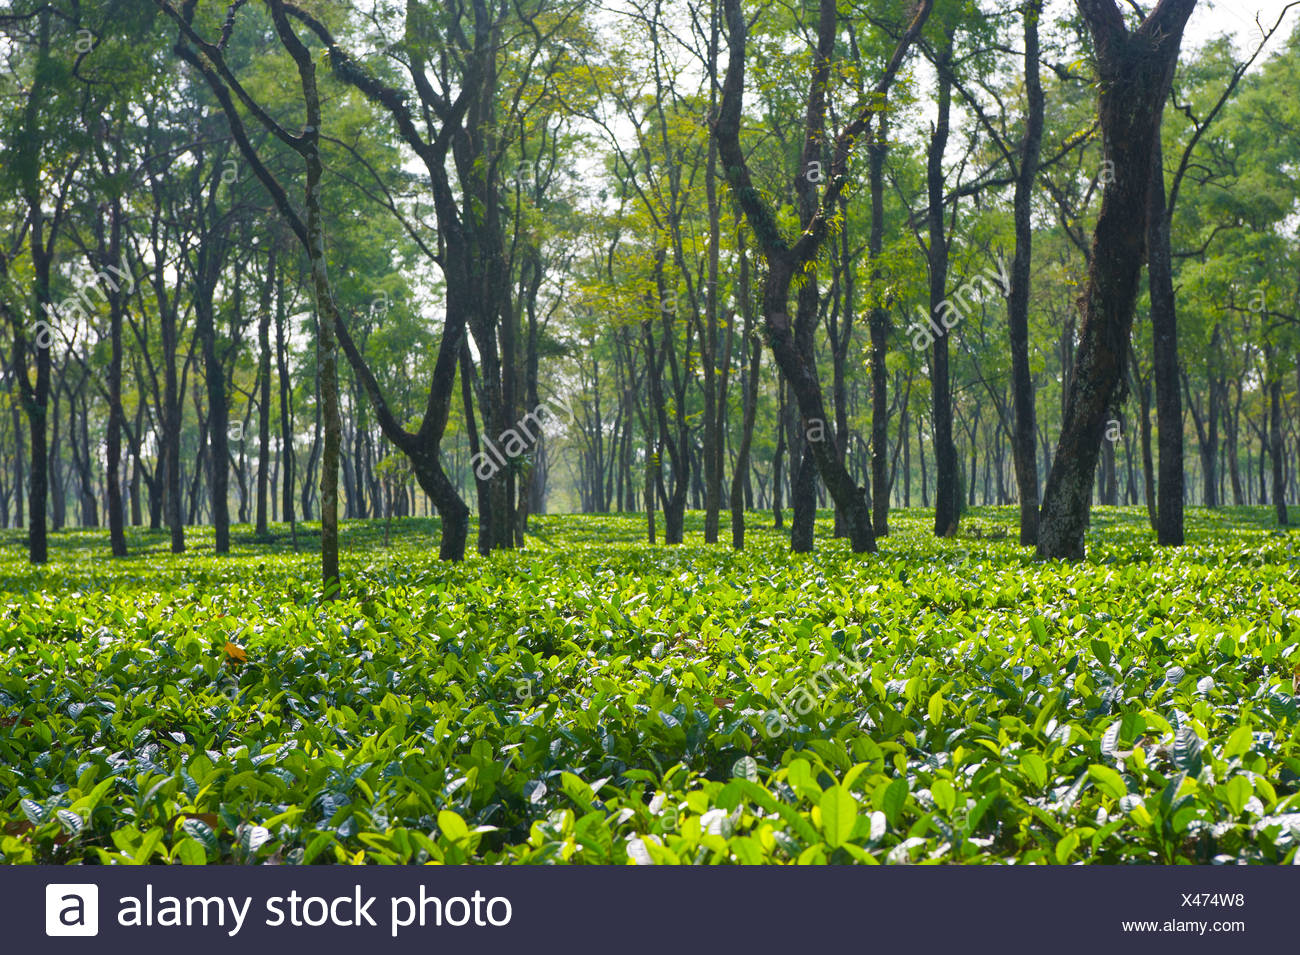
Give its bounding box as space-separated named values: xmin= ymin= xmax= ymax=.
xmin=2 ymin=507 xmax=1298 ymax=864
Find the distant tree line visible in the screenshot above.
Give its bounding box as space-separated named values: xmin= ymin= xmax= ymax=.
xmin=2 ymin=0 xmax=1298 ymax=586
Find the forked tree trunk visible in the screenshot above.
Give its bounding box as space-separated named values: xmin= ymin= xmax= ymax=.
xmin=715 ymin=0 xmax=930 ymax=554
xmin=1037 ymin=0 xmax=1196 ymax=559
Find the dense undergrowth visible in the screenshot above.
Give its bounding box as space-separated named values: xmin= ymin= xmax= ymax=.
xmin=1 ymin=506 xmax=1298 ymax=864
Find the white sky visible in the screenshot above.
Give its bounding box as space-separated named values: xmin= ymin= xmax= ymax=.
xmin=1181 ymin=0 xmax=1298 ymax=55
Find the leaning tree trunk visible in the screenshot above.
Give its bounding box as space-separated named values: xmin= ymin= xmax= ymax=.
xmin=1037 ymin=0 xmax=1196 ymax=559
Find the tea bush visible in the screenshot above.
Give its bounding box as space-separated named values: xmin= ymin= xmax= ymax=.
xmin=1 ymin=507 xmax=1297 ymax=864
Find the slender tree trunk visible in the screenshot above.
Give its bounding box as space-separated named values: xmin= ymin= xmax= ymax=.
xmin=10 ymin=399 xmax=24 ymax=529
xmin=74 ymin=385 xmax=98 ymax=526
xmin=196 ymin=278 xmax=229 ymax=554
xmin=49 ymin=380 xmax=64 ymax=531
xmin=702 ymin=32 xmax=723 ymax=544
xmin=1227 ymin=388 xmax=1244 ymax=506
xmin=1130 ymin=346 xmax=1157 ymax=529
xmin=789 ymin=278 xmax=819 ymax=552
xmin=460 ymin=342 xmax=491 ymax=557
xmin=13 ymin=10 xmax=54 ymax=563
xmin=901 ymin=397 xmax=910 ymax=508
xmin=928 ymin=36 xmax=960 ymax=538
xmin=255 ymin=247 xmax=273 ymax=536
xmin=1009 ymin=0 xmax=1044 ymax=545
xmin=772 ymin=384 xmax=785 ymax=531
xmin=301 ymin=393 xmax=319 ymax=522
xmin=868 ymin=117 xmax=891 ymax=536
xmin=162 ymin=294 xmax=184 ymax=554
xmin=275 ymin=273 xmax=297 ymax=549
xmin=919 ymin=410 xmax=928 ymax=508
xmin=101 ymin=197 xmax=128 ymax=556
xmin=299 ymin=137 xmax=341 ymax=595
xmin=731 ymin=235 xmax=761 ymax=549
xmin=1269 ymin=349 xmax=1287 ymax=525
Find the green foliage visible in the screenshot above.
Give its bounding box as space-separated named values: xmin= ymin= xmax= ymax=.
xmin=1 ymin=507 xmax=1297 ymax=864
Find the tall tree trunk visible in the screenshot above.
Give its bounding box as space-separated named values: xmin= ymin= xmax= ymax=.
xmin=256 ymin=245 xmax=274 ymax=537
xmin=702 ymin=15 xmax=723 ymax=544
xmin=12 ymin=9 xmax=54 ymax=563
xmin=275 ymin=264 xmax=296 ymax=542
xmin=1037 ymin=0 xmax=1195 ymax=559
xmin=1009 ymin=0 xmax=1044 ymax=545
xmin=928 ymin=34 xmax=960 ymax=538
xmin=160 ymin=276 xmax=184 ymax=554
xmin=830 ymin=196 xmax=859 ymax=541
xmin=104 ymin=198 xmax=128 ymax=556
xmin=196 ymin=276 xmax=229 ymax=554
xmin=868 ymin=116 xmax=891 ymax=536
xmin=731 ymin=238 xmax=762 ymax=549
xmin=293 ymin=92 xmax=342 ymax=595
xmin=789 ymin=278 xmax=819 ymax=552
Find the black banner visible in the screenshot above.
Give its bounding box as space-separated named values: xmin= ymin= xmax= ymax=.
xmin=10 ymin=865 xmax=1295 ymax=953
